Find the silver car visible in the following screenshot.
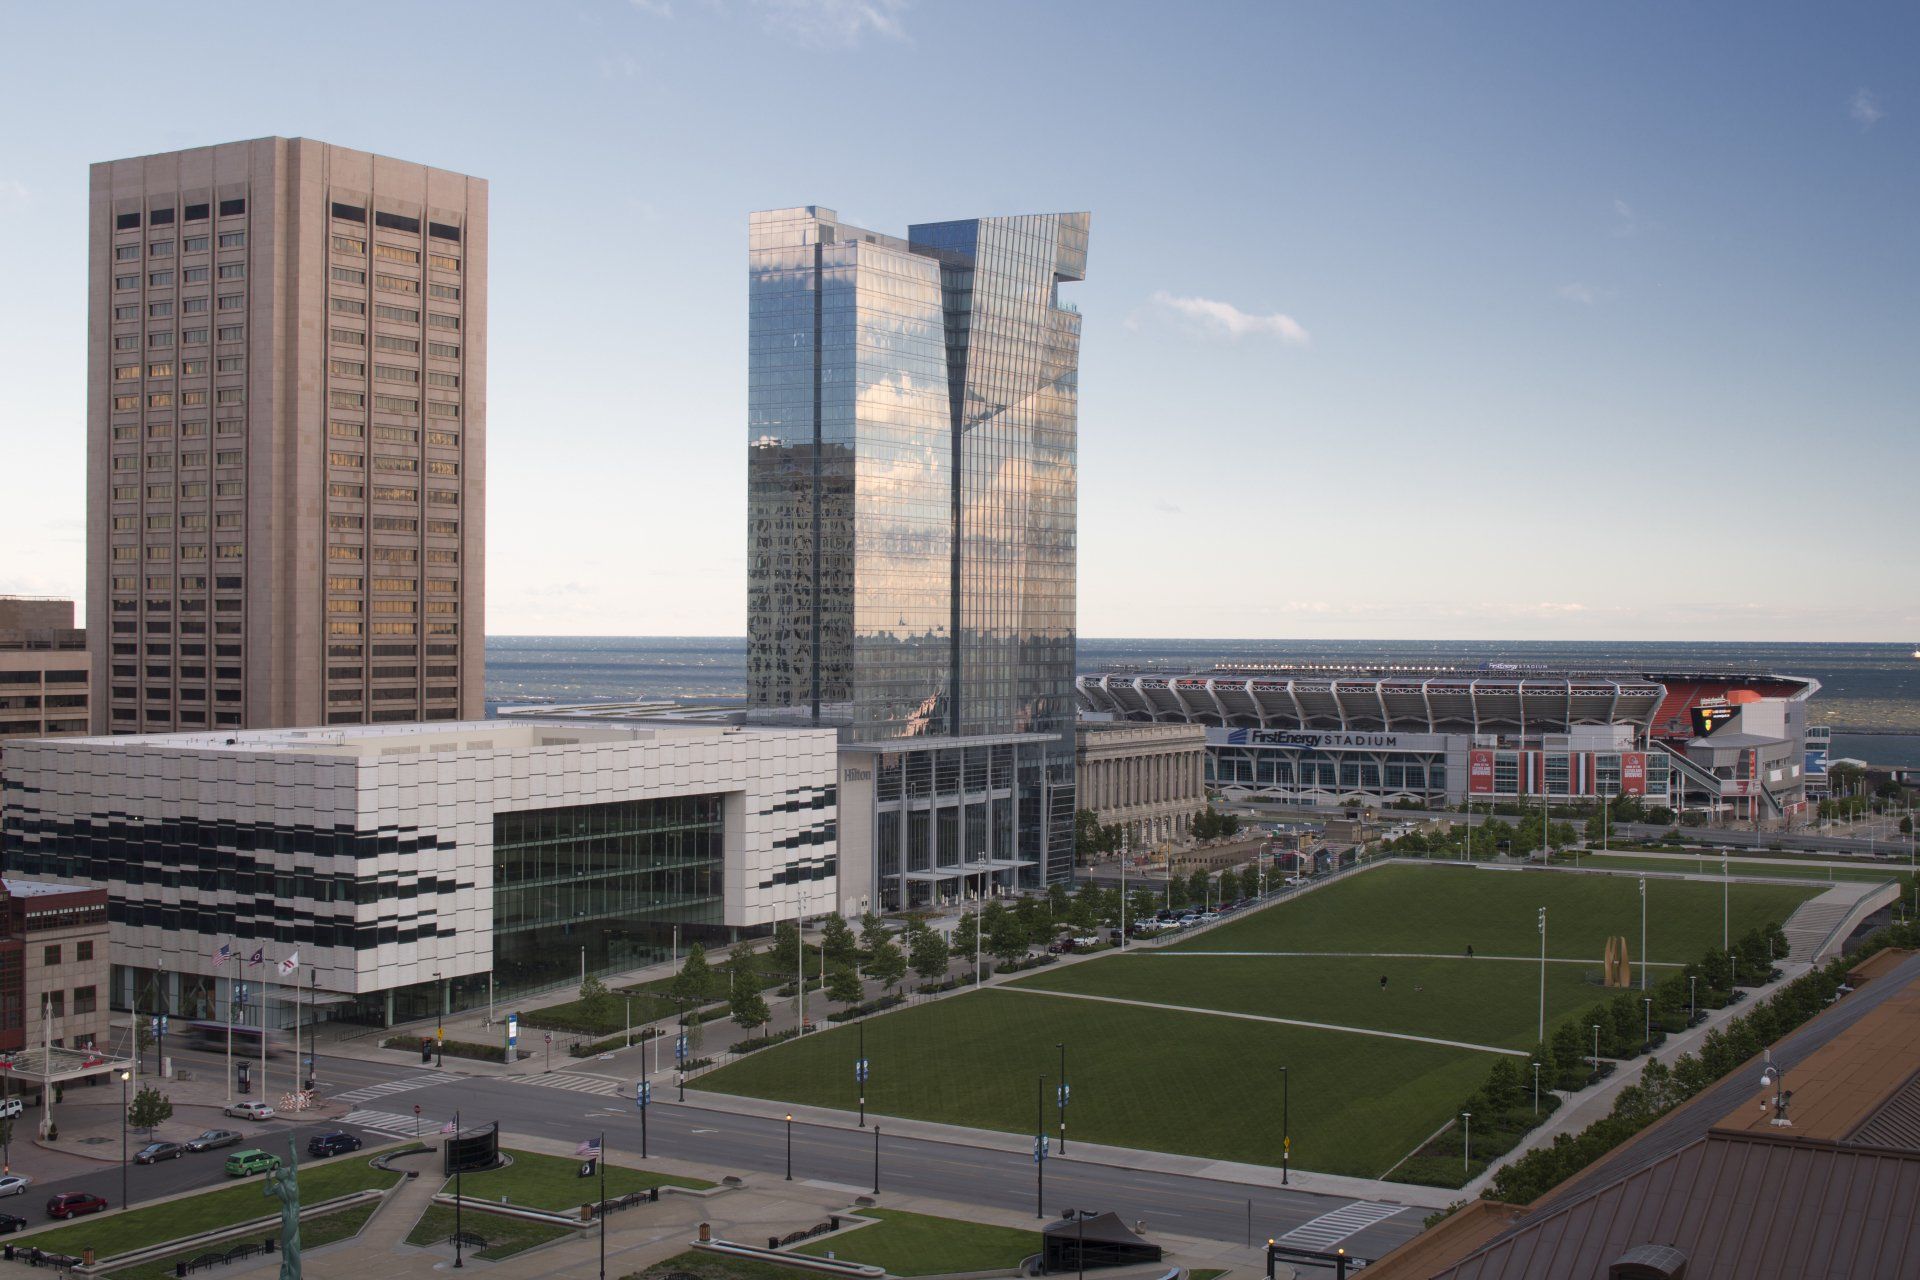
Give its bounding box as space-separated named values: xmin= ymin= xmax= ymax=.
xmin=186 ymin=1128 xmax=243 ymax=1152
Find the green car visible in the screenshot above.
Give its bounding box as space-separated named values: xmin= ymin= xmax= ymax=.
xmin=223 ymin=1149 xmax=281 ymax=1177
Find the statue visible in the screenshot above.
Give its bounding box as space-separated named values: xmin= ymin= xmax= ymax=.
xmin=263 ymin=1134 xmax=302 ymax=1280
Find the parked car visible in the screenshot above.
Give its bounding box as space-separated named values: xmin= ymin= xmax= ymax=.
xmin=1284 ymin=874 xmax=1308 ymax=887
xmin=187 ymin=1129 xmax=243 ymax=1153
xmin=0 ymin=1212 xmax=27 ymax=1234
xmin=1071 ymin=934 xmax=1102 ymax=949
xmin=223 ymin=1101 xmax=275 ymax=1121
xmin=0 ymin=1175 xmax=31 ymax=1198
xmin=224 ymin=1149 xmax=281 ymax=1177
xmin=306 ymin=1131 xmax=363 ymax=1158
xmin=45 ymin=1192 xmax=108 ymax=1220
xmin=134 ymin=1141 xmax=186 ymax=1165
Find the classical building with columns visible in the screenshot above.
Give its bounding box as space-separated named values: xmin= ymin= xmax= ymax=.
xmin=1074 ymin=722 xmax=1208 ymax=849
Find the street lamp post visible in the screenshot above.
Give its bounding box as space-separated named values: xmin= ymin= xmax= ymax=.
xmin=1722 ymin=855 xmax=1729 ymax=951
xmin=1280 ymin=1065 xmax=1290 ymax=1186
xmin=120 ymin=1068 xmax=130 ymax=1209
xmin=624 ymin=994 xmax=631 ymax=1050
xmin=1643 ymin=997 xmax=1653 ymax=1053
xmin=453 ymin=1109 xmax=464 ymax=1269
xmin=1591 ymin=1023 xmax=1601 ymax=1077
xmin=1461 ymin=1111 xmax=1472 ymax=1174
xmin=1689 ymin=974 xmax=1698 ymax=1026
xmin=1638 ymin=878 xmax=1648 ymax=991
xmin=857 ymin=1019 xmax=868 ymax=1128
xmin=785 ymin=1114 xmax=793 ymax=1180
xmin=1056 ymin=1042 xmax=1068 ymax=1155
xmin=1537 ymin=907 xmax=1547 ymax=1045
xmin=1035 ymin=1074 xmax=1047 ymax=1219
xmin=872 ymin=1124 xmax=880 ymax=1195
xmin=1531 ymin=1060 xmax=1540 ymax=1117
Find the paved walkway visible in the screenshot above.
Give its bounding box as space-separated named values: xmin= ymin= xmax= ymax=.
xmin=1159 ymin=950 xmax=1682 ymax=967
xmin=1000 ymin=985 xmax=1526 ymax=1056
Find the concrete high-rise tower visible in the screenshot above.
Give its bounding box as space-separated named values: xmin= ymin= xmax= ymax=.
xmin=746 ymin=206 xmax=1087 ymax=904
xmin=88 ymin=138 xmax=485 ymax=732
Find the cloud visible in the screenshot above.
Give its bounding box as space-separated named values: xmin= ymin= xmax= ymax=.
xmin=628 ymin=0 xmax=671 ymax=14
xmin=1556 ymin=283 xmax=1614 ymax=305
xmin=755 ymin=0 xmax=908 ymax=46
xmin=1850 ymin=88 xmax=1884 ymax=128
xmin=1609 ymin=198 xmax=1637 ymax=238
xmin=1154 ymin=501 xmax=1183 ymax=516
xmin=1149 ymin=291 xmax=1310 ymax=344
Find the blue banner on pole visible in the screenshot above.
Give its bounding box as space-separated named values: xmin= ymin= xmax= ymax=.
xmin=1034 ymin=1135 xmax=1049 ymax=1163
xmin=855 ymin=1057 xmax=869 ymax=1083
xmin=1057 ymin=1083 xmax=1070 ymax=1108
xmin=636 ymin=1081 xmax=651 ymax=1110
xmin=674 ymin=1035 xmax=689 ymax=1061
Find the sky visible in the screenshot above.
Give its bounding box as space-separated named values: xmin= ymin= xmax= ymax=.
xmin=1 ymin=1 xmax=1914 ymax=642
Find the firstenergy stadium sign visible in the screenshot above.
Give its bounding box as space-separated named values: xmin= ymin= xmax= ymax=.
xmin=1209 ymin=728 xmax=1449 ymax=752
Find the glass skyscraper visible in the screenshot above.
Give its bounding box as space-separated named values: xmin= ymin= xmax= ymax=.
xmin=747 ymin=206 xmax=1088 ymax=905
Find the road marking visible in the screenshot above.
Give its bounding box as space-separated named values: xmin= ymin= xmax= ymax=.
xmin=342 ymin=1108 xmax=437 ymax=1137
xmin=1279 ymin=1200 xmax=1407 ymax=1250
xmin=333 ymin=1074 xmax=452 ymax=1104
xmin=500 ymin=1072 xmax=626 ymax=1097
xmin=1001 ymin=987 xmax=1526 ymax=1056
xmin=1160 ymin=951 xmax=1681 ymax=966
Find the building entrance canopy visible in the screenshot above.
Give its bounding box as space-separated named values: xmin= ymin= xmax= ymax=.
xmin=0 ymin=1045 xmax=129 ymax=1085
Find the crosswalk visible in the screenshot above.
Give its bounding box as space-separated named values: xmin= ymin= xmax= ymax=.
xmin=341 ymin=1108 xmax=439 ymax=1138
xmin=334 ymin=1074 xmax=451 ymax=1105
xmin=500 ymin=1071 xmax=627 ymax=1098
xmin=1278 ymin=1200 xmax=1407 ymax=1251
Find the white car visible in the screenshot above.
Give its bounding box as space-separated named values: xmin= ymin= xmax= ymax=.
xmin=1284 ymin=875 xmax=1308 ymax=887
xmin=0 ymin=1175 xmax=29 ymax=1197
xmin=223 ymin=1101 xmax=276 ymax=1121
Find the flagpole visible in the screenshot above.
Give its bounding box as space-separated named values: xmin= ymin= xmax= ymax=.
xmin=261 ymin=956 xmax=270 ymax=1106
xmin=224 ymin=952 xmax=233 ymax=1106
xmin=598 ymin=1129 xmax=607 ymax=1280
xmin=453 ymin=1109 xmax=464 ymax=1269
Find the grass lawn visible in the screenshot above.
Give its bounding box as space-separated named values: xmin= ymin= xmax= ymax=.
xmin=795 ymin=1208 xmax=1038 ymax=1275
xmin=106 ymin=1202 xmax=378 ymax=1280
xmin=627 ymin=1250 xmax=832 ymax=1280
xmin=407 ymin=1203 xmax=575 ymax=1260
xmin=1011 ymin=952 xmax=1610 ymax=1049
xmin=1169 ymin=863 xmax=1816 ymax=963
xmin=1568 ymin=851 xmax=1904 ymax=885
xmin=699 ymin=987 xmax=1495 ymax=1178
xmin=24 ymin=1148 xmax=403 ymax=1259
xmin=443 ymin=1147 xmax=711 ymax=1211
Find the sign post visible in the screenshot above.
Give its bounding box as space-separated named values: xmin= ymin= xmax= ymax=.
xmin=636 ymin=1079 xmax=651 ymax=1159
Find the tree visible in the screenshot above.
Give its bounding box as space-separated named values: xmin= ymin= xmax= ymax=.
xmin=820 ymin=914 xmax=859 ymax=968
xmin=772 ymin=919 xmax=802 ymax=974
xmin=825 ymin=965 xmax=865 ymax=1011
xmin=1483 ymin=1058 xmax=1522 ymax=1112
xmin=128 ymin=1085 xmax=173 ymax=1133
xmin=1014 ymin=895 xmax=1051 ymax=944
xmin=1186 ymin=869 xmax=1210 ymax=908
xmin=988 ymin=912 xmax=1030 ymax=968
xmin=728 ymin=962 xmax=770 ymax=1032
xmin=864 ymin=936 xmax=908 ymax=996
xmin=1047 ymin=883 xmax=1071 ymax=918
xmin=859 ymin=911 xmax=887 ymax=953
xmin=1128 ymin=889 xmax=1156 ymax=925
xmin=577 ymin=975 xmax=613 ymax=1024
xmin=1240 ymin=866 xmax=1262 ymax=901
xmin=952 ymin=910 xmax=980 ymax=960
xmin=671 ymin=944 xmax=718 ymax=1009
xmin=909 ymin=927 xmax=950 ymax=984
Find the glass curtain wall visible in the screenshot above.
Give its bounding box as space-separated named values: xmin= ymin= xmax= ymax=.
xmin=492 ymin=795 xmax=725 ymax=993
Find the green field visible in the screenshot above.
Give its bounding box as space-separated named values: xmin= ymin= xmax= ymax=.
xmin=408 ymin=1203 xmax=575 ymax=1259
xmin=795 ymin=1208 xmax=1039 ymax=1275
xmin=444 ymin=1148 xmax=711 ymax=1211
xmin=24 ymin=1148 xmax=402 ymax=1259
xmin=1011 ymin=953 xmax=1606 ymax=1050
xmin=701 ymin=863 xmax=1817 ymax=1178
xmin=1169 ymin=864 xmax=1817 ymax=962
xmin=699 ymin=986 xmax=1493 ymax=1177
xmin=107 ymin=1203 xmax=379 ymax=1280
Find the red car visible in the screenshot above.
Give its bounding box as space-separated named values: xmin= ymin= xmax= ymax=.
xmin=45 ymin=1192 xmax=107 ymax=1220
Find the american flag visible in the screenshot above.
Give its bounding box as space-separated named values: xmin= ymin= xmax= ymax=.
xmin=212 ymin=944 xmax=234 ymax=967
xmin=440 ymin=1120 xmax=457 ymax=1135
xmin=574 ymin=1137 xmax=601 ymax=1158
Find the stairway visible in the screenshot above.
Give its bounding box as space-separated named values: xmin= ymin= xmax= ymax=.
xmin=1780 ymin=891 xmax=1866 ymax=964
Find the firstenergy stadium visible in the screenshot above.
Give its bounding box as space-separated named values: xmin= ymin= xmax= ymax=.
xmin=1075 ymin=665 xmax=1822 ymax=820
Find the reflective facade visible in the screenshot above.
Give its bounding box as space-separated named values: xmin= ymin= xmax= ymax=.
xmin=747 ymin=206 xmax=1088 ymax=899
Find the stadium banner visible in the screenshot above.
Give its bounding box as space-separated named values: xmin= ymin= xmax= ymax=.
xmin=1619 ymin=752 xmax=1647 ymax=796
xmin=1468 ymin=749 xmax=1496 ymax=794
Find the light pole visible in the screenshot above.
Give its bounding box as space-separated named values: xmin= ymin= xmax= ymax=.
xmin=1280 ymin=1065 xmax=1290 ymax=1185
xmin=453 ymin=1109 xmax=464 ymax=1269
xmin=120 ymin=1068 xmax=130 ymax=1209
xmin=434 ymin=970 xmax=444 ymax=1069
xmin=1461 ymin=1111 xmax=1472 ymax=1175
xmin=624 ymin=993 xmax=631 ymax=1049
xmin=1056 ymin=1042 xmax=1068 ymax=1155
xmin=872 ymin=1124 xmax=880 ymax=1195
xmin=1638 ymin=878 xmax=1648 ymax=991
xmin=1689 ymin=974 xmax=1698 ymax=1026
xmin=785 ymin=1113 xmax=793 ymax=1181
xmin=1531 ymin=1060 xmax=1540 ymax=1116
xmin=856 ymin=1019 xmax=868 ymax=1128
xmin=1035 ymin=1074 xmax=1047 ymax=1219
xmin=1591 ymin=1023 xmax=1601 ymax=1077
xmin=1722 ymin=855 xmax=1729 ymax=951
xmin=1643 ymin=997 xmax=1653 ymax=1053
xmin=1537 ymin=907 xmax=1547 ymax=1045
